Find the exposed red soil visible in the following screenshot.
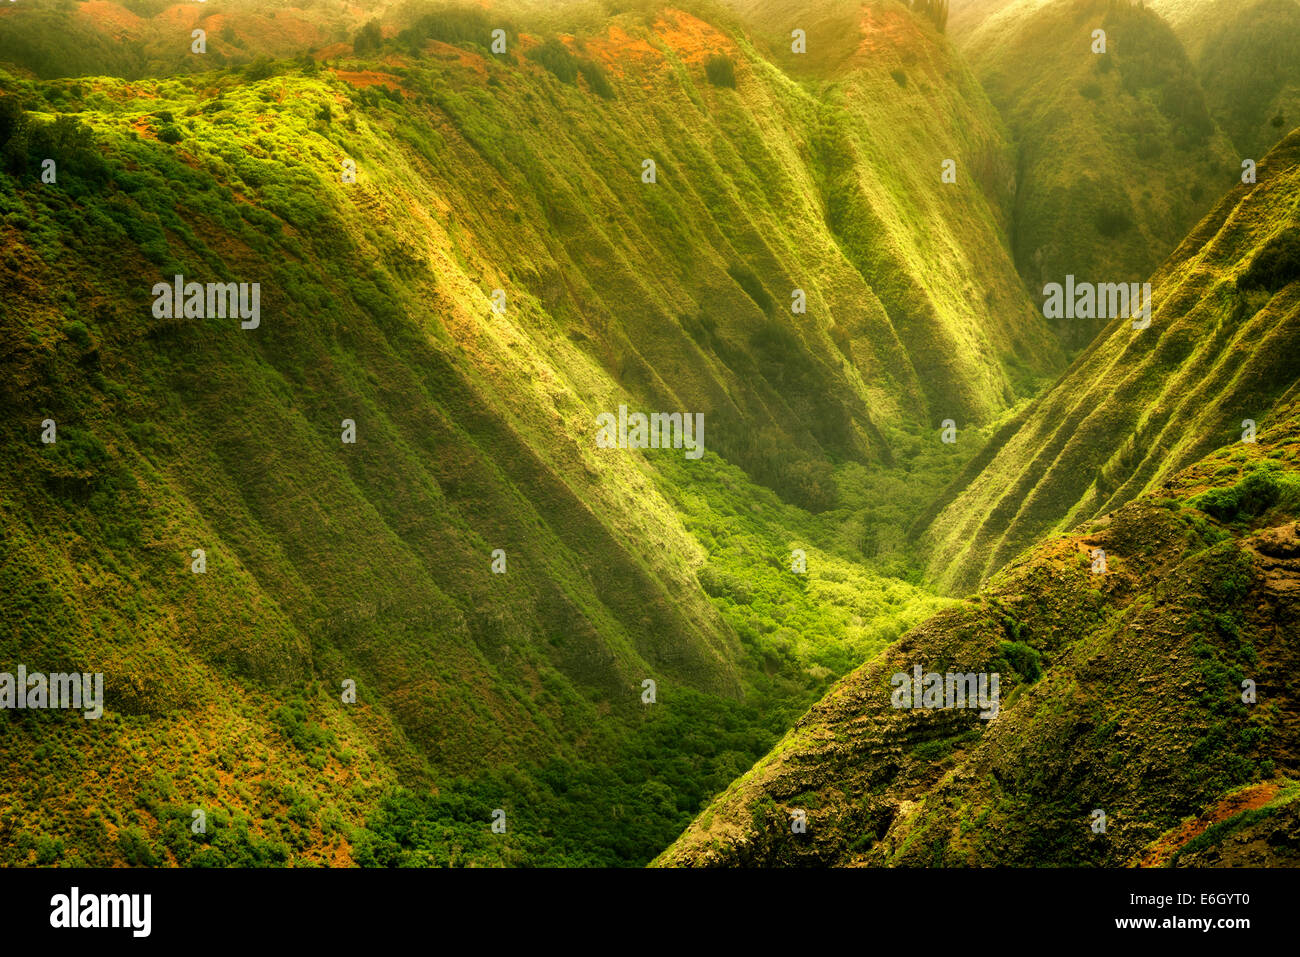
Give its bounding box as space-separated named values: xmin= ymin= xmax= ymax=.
xmin=314 ymin=42 xmax=352 ymax=61
xmin=330 ymin=69 xmax=406 ymax=94
xmin=422 ymin=40 xmax=489 ymax=79
xmin=582 ymin=9 xmax=737 ymax=84
xmin=652 ymin=9 xmax=736 ymax=64
xmin=1137 ymin=781 xmax=1282 ymax=866
xmin=101 ymin=82 xmax=161 ymax=103
xmin=591 ymin=25 xmax=661 ymax=68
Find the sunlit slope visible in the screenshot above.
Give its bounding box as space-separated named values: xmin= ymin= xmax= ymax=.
xmin=719 ymin=0 xmax=1063 ymax=410
xmin=657 ymin=408 xmax=1300 ymax=866
xmin=539 ymin=1 xmax=1063 ymax=446
xmin=948 ymin=0 xmax=1032 ymax=37
xmin=0 ymin=0 xmax=368 ymax=78
xmin=0 ymin=68 xmax=748 ymax=761
xmin=920 ymin=127 xmax=1300 ymax=593
xmin=2 ymin=0 xmax=1063 ymax=440
xmin=0 ymin=3 xmax=1056 ymax=863
xmin=956 ymin=0 xmax=1235 ymax=348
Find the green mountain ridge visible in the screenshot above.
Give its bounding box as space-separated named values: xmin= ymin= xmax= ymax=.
xmin=921 ymin=124 xmax=1300 ymax=594
xmin=0 ymin=0 xmax=364 ymax=79
xmin=956 ymin=0 xmax=1300 ymax=150
xmin=956 ymin=0 xmax=1239 ymax=348
xmin=658 ymin=128 xmax=1300 ymax=863
xmin=0 ymin=0 xmax=1055 ymax=866
xmin=1 ymin=0 xmax=1291 ymax=871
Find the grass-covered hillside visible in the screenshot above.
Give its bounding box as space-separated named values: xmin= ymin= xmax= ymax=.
xmin=0 ymin=1 xmax=1055 ymax=865
xmin=921 ymin=125 xmax=1300 ymax=594
xmin=0 ymin=0 xmax=367 ymax=79
xmin=957 ymin=0 xmax=1300 ymax=162
xmin=657 ymin=401 xmax=1300 ymax=866
xmin=955 ymin=0 xmax=1237 ymax=348
xmin=1171 ymin=0 xmax=1300 ymax=160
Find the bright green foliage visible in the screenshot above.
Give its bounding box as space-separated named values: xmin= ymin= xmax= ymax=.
xmin=1187 ymin=462 xmax=1300 ymax=523
xmin=0 ymin=1 xmax=1051 ymax=867
xmin=659 ymin=409 xmax=1300 ymax=867
xmin=923 ymin=127 xmax=1300 ymax=592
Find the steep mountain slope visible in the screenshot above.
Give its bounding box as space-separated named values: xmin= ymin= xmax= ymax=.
xmin=722 ymin=0 xmax=1022 ymax=245
xmin=0 ymin=3 xmax=1056 ymax=865
xmin=1178 ymin=0 xmax=1300 ymax=159
xmin=0 ymin=0 xmax=362 ymax=79
xmin=1147 ymin=0 xmax=1295 ymax=62
xmin=954 ymin=0 xmax=1236 ymax=348
xmin=657 ymin=404 xmax=1300 ymax=866
xmin=948 ymin=0 xmax=1030 ymax=36
xmin=920 ymin=126 xmax=1300 ymax=594
xmin=956 ymin=0 xmax=1300 ymax=162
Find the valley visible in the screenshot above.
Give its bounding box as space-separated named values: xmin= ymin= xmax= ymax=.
xmin=0 ymin=0 xmax=1296 ymax=869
